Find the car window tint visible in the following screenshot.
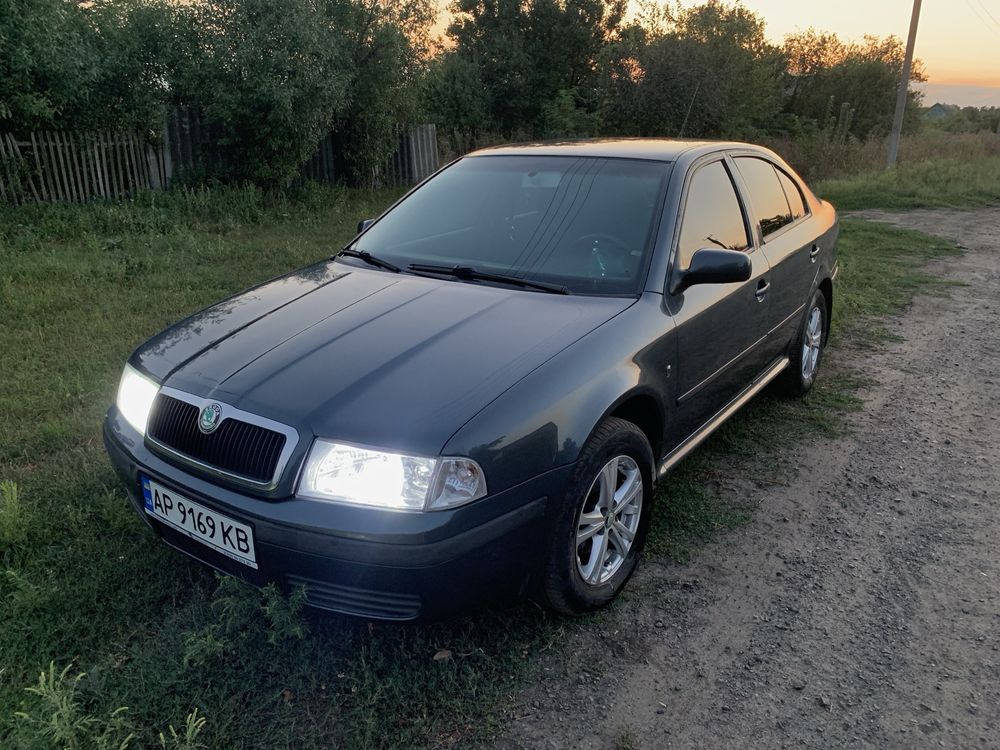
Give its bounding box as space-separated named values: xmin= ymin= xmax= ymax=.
xmin=677 ymin=160 xmax=749 ymax=271
xmin=777 ymin=168 xmax=807 ymax=219
xmin=735 ymin=157 xmax=793 ymax=237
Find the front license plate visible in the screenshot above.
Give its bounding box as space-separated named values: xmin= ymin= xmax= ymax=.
xmin=141 ymin=476 xmax=257 ymax=569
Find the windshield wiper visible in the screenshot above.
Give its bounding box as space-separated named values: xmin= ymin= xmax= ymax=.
xmin=408 ymin=264 xmax=570 ymax=295
xmin=336 ymin=248 xmax=401 ymax=273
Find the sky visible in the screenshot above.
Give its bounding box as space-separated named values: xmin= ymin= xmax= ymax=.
xmin=733 ymin=0 xmax=1000 ymax=105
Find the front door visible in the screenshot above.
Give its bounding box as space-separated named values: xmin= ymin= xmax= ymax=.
xmin=665 ymin=158 xmax=772 ymax=445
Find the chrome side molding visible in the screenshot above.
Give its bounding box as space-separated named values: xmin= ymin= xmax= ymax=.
xmin=657 ymin=356 xmax=789 ymax=478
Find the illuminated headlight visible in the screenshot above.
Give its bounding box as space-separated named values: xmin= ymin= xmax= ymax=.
xmin=298 ymin=440 xmax=488 ymax=511
xmin=116 ymin=364 xmax=159 ymax=435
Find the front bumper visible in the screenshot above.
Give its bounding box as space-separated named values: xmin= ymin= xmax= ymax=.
xmin=104 ymin=411 xmax=571 ymax=621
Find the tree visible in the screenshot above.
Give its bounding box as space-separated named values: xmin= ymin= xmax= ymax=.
xmin=596 ymin=1 xmax=784 ymax=139
xmin=782 ymin=30 xmax=926 ymax=139
xmin=169 ymin=0 xmax=354 ymax=187
xmin=330 ymin=0 xmax=437 ymax=186
xmin=421 ymin=52 xmax=491 ymax=134
xmin=0 ymin=0 xmax=96 ymax=129
xmin=0 ymin=0 xmax=175 ymax=132
xmin=447 ymin=0 xmax=625 ymax=135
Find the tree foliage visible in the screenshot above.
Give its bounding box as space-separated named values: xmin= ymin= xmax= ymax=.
xmin=171 ymin=0 xmax=355 ymax=187
xmin=0 ymin=0 xmax=432 ymax=187
xmin=783 ymin=29 xmax=926 ymax=138
xmin=0 ymin=0 xmax=938 ymax=188
xmin=0 ymin=0 xmax=172 ymax=131
xmin=447 ymin=0 xmax=626 ymax=134
xmin=439 ymin=0 xmax=927 ymax=144
xmin=596 ymin=1 xmax=784 ymax=138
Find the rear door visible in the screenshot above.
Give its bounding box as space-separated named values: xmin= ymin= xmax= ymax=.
xmin=731 ymin=155 xmax=814 ymax=356
xmin=665 ymin=158 xmax=772 ymax=443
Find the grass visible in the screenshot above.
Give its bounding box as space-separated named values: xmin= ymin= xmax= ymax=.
xmin=769 ymin=131 xmax=1000 ymax=183
xmin=0 ymin=177 xmax=967 ymax=748
xmin=817 ymin=156 xmax=1000 ymax=210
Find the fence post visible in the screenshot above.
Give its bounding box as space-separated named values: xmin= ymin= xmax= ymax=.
xmin=161 ymin=124 xmax=173 ymax=189
xmin=147 ymin=138 xmax=163 ymax=190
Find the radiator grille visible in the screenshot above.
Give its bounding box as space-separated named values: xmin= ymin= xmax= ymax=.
xmin=147 ymin=393 xmax=286 ymax=484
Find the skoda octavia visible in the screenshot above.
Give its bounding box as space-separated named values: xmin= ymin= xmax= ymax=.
xmin=105 ymin=140 xmax=838 ymax=620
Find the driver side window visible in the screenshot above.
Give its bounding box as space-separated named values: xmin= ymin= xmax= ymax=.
xmin=677 ymin=160 xmax=750 ymax=271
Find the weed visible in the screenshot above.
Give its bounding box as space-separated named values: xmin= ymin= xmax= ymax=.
xmin=13 ymin=662 xmax=135 ymax=750
xmin=158 ymin=709 xmax=207 ymax=750
xmin=614 ymin=727 xmax=640 ymax=750
xmin=0 ymin=480 xmax=25 ymax=547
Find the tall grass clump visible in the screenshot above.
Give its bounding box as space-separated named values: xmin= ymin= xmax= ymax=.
xmin=0 ymin=480 xmax=26 ymax=548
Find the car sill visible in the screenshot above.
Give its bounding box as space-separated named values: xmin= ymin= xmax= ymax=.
xmin=657 ymin=356 xmax=790 ymax=478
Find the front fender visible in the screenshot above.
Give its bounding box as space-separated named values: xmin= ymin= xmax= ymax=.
xmin=442 ymin=295 xmax=675 ymax=494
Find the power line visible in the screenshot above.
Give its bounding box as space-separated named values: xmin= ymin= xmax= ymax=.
xmin=975 ymin=0 xmax=1000 ymax=35
xmin=963 ymin=0 xmax=1000 ymax=36
xmin=975 ymin=0 xmax=1000 ymax=29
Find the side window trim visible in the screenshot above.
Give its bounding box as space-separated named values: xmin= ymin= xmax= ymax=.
xmin=775 ymin=165 xmax=810 ymax=219
xmin=729 ymin=151 xmax=812 ymax=245
xmin=670 ymin=156 xmax=755 ymax=273
xmin=722 ymin=154 xmax=762 ymax=248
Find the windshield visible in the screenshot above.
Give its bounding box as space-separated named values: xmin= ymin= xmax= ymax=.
xmin=353 ymin=155 xmax=671 ymax=296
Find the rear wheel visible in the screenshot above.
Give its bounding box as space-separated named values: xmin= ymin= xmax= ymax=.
xmin=537 ymin=417 xmax=653 ymax=615
xmin=776 ymin=287 xmax=827 ymax=396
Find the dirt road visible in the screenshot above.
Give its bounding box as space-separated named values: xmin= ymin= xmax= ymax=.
xmin=492 ymin=208 xmax=1000 ymax=749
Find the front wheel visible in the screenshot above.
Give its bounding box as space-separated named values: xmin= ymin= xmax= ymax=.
xmin=776 ymin=287 xmax=827 ymax=397
xmin=536 ymin=417 xmax=654 ymax=615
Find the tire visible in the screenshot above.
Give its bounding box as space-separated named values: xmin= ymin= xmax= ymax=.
xmin=537 ymin=417 xmax=654 ymax=615
xmin=775 ymin=287 xmax=828 ymax=397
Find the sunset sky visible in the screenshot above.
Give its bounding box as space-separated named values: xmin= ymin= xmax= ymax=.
xmin=735 ymin=0 xmax=1000 ymax=106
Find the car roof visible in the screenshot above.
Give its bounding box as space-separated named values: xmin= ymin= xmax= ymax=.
xmin=465 ymin=138 xmax=759 ymax=162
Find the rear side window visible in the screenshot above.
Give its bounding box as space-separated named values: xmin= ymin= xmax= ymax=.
xmin=734 ymin=157 xmax=793 ymax=237
xmin=677 ymin=161 xmax=750 ymax=271
xmin=776 ymin=169 xmax=807 ymax=219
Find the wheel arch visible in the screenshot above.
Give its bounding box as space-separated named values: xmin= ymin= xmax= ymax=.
xmin=604 ymin=390 xmax=665 ymax=468
xmin=818 ymin=276 xmax=833 ymax=343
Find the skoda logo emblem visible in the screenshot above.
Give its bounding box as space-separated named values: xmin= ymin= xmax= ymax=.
xmin=198 ymin=403 xmax=222 ymax=434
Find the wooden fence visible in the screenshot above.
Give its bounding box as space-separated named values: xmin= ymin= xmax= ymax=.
xmin=383 ymin=124 xmax=440 ymax=187
xmin=0 ymin=131 xmax=167 ymax=205
xmin=0 ymin=116 xmax=439 ymax=205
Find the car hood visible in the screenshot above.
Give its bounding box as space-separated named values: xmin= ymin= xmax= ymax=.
xmin=133 ymin=261 xmax=634 ymax=454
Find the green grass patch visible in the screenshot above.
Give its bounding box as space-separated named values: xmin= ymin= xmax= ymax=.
xmin=0 ymin=185 xmax=962 ymax=748
xmin=816 ymin=156 xmax=1000 ymax=210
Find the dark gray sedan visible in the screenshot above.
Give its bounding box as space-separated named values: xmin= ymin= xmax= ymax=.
xmin=104 ymin=139 xmax=838 ymax=620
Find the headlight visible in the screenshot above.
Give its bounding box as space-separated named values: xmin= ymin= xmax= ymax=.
xmin=116 ymin=364 xmax=159 ymax=435
xmin=298 ymin=440 xmax=488 ymax=511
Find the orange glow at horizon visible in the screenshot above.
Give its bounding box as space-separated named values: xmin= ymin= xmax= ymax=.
xmin=734 ymin=0 xmax=1000 ymax=89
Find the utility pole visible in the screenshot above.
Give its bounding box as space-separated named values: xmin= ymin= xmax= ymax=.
xmin=887 ymin=0 xmax=922 ymax=167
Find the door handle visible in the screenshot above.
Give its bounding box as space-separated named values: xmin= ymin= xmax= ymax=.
xmin=809 ymin=244 xmax=821 ymax=262
xmin=755 ymin=279 xmax=770 ymax=302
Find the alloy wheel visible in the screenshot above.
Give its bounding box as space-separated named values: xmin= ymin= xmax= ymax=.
xmin=576 ymin=455 xmax=643 ymax=586
xmin=801 ymin=305 xmax=823 ymax=383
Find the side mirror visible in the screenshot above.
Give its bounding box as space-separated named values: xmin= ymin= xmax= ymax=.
xmin=670 ymin=248 xmax=751 ymax=295
xmin=357 ymin=218 xmax=375 ymax=234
